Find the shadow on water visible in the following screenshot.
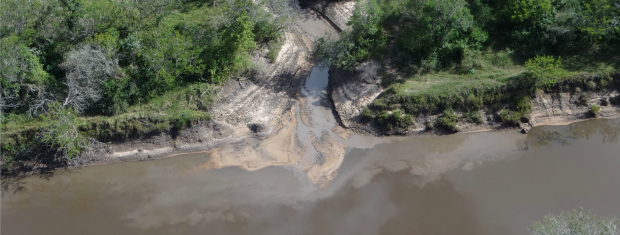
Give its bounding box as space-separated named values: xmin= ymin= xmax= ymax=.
xmin=1 ymin=175 xmax=27 ymax=196
xmin=526 ymin=118 xmax=620 ymax=147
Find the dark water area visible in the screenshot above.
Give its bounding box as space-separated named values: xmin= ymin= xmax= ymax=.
xmin=3 ymin=118 xmax=620 ymax=235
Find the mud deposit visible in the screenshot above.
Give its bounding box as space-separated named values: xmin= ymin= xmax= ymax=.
xmin=3 ymin=118 xmax=620 ymax=235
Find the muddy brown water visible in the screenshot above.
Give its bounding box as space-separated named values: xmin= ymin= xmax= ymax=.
xmin=3 ymin=118 xmax=620 ymax=235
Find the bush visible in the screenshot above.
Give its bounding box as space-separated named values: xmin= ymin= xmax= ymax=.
xmin=578 ymin=94 xmax=590 ymax=106
xmin=377 ymin=110 xmax=413 ymax=130
xmin=424 ymin=119 xmax=434 ymax=130
xmin=464 ymin=111 xmax=483 ymax=124
xmin=435 ymin=109 xmax=459 ymax=132
xmin=525 ymin=56 xmax=566 ymax=89
xmin=585 ymin=80 xmax=597 ymax=90
xmin=39 ymin=102 xmax=86 ymax=160
xmin=530 ymin=208 xmax=619 ymax=235
xmin=362 ymin=106 xmax=375 ymax=119
xmin=266 ymin=39 xmax=284 ymax=63
xmin=590 ymin=105 xmax=600 ymax=117
xmin=499 ymin=110 xmax=521 ymax=126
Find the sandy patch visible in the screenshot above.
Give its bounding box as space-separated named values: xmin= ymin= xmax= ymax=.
xmin=195 ymin=106 xmax=305 ymax=171
xmin=306 ymin=132 xmax=347 ymax=187
xmin=331 ymin=126 xmax=353 ymax=140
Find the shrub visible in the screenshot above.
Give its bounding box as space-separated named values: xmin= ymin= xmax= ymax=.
xmin=464 ymin=111 xmax=483 ymax=124
xmin=377 ymin=110 xmax=392 ymax=130
xmin=524 ymin=56 xmax=566 ymax=89
xmin=579 ymin=0 xmax=620 ymax=41
xmin=499 ymin=110 xmax=521 ymax=126
xmin=39 ymin=102 xmax=87 ymax=160
xmin=585 ymin=80 xmax=597 ymax=90
xmin=435 ymin=109 xmax=459 ymax=132
xmin=362 ymin=106 xmax=375 ymax=119
xmin=578 ymin=94 xmax=590 ymax=106
xmin=590 ymin=105 xmax=600 ymax=117
xmin=601 ymin=98 xmax=609 ymax=106
xmin=575 ymin=87 xmax=582 ymax=93
xmin=266 ymin=39 xmax=283 ymax=63
xmin=138 ymin=27 xmax=205 ymax=96
xmin=377 ymin=110 xmax=413 ymax=130
xmin=530 ymin=208 xmax=619 ymax=235
xmin=424 ymin=119 xmax=434 ymax=130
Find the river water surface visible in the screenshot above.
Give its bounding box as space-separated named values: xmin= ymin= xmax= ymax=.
xmin=3 ymin=118 xmax=620 ymax=235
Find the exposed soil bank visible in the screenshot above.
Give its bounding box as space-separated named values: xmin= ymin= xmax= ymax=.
xmin=330 ymin=64 xmax=620 ymax=135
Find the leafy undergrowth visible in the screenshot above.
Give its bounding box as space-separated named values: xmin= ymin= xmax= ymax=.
xmin=1 ymin=83 xmax=216 ymax=173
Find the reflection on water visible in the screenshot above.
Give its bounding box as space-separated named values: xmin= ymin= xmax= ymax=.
xmin=3 ymin=118 xmax=620 ymax=235
xmin=527 ymin=118 xmax=620 ymax=146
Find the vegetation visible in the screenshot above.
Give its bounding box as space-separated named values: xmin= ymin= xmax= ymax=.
xmin=317 ymin=0 xmax=620 ymax=131
xmin=435 ymin=109 xmax=459 ymax=132
xmin=0 ymin=0 xmax=298 ymax=173
xmin=590 ymin=105 xmax=600 ymax=117
xmin=530 ymin=208 xmax=619 ymax=235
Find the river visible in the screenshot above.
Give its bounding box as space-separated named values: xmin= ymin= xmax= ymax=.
xmin=3 ymin=118 xmax=620 ymax=235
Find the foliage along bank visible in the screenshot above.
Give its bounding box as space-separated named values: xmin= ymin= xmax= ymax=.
xmin=0 ymin=0 xmax=298 ymax=174
xmin=317 ymin=0 xmax=620 ymax=132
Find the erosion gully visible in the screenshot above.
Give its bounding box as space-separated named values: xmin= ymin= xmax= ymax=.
xmin=3 ymin=7 xmax=620 ymax=235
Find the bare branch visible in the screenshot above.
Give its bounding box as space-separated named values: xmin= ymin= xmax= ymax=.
xmin=61 ymin=44 xmax=118 ymax=113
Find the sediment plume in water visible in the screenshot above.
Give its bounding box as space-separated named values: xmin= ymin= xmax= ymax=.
xmin=196 ymin=65 xmax=351 ymax=186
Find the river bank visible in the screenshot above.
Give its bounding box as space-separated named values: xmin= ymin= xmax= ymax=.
xmin=103 ymin=0 xmax=620 ymax=167
xmin=4 ymin=0 xmax=620 ymax=180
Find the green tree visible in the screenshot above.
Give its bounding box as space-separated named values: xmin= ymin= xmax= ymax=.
xmin=138 ymin=27 xmax=205 ymax=97
xmin=503 ymin=0 xmax=552 ymax=23
xmin=580 ymin=0 xmax=620 ymax=41
xmin=0 ymin=36 xmax=53 ymax=116
xmin=398 ymin=0 xmax=487 ymax=69
xmin=207 ymin=11 xmax=256 ymax=83
xmin=316 ymin=0 xmax=385 ymax=70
